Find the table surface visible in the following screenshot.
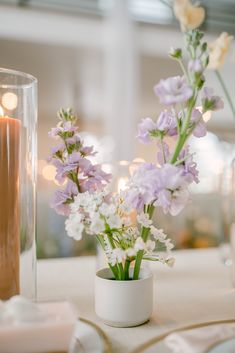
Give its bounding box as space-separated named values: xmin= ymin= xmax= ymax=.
xmin=37 ymin=248 xmax=235 ymax=353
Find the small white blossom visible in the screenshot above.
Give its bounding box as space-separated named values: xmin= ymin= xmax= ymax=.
xmin=106 ymin=214 xmax=122 ymax=229
xmin=103 ymin=235 xmax=116 ymax=266
xmin=118 ymin=197 xmax=132 ymax=214
xmin=150 ymin=226 xmax=167 ymax=242
xmin=90 ymin=214 xmax=105 ymax=234
xmin=164 ymin=238 xmax=174 ymax=252
xmin=112 ymin=248 xmax=126 ymax=263
xmin=126 ymin=248 xmax=137 ymax=257
xmin=71 ymin=192 xmax=89 ymax=211
xmin=137 ymin=212 xmax=153 ymax=228
xmin=134 ymin=237 xmax=146 ymax=251
xmin=123 ymin=227 xmax=138 ymax=241
xmin=158 ymin=253 xmax=168 ymax=264
xmin=122 ymin=216 xmax=132 ymax=227
xmin=106 ymin=246 xmax=127 ymax=266
xmin=65 ymin=213 xmax=84 ymax=240
xmin=99 ymin=203 xmax=116 ymax=217
xmin=166 ymin=257 xmax=175 ymax=267
xmin=146 ymin=239 xmax=156 ymax=252
xmin=157 ymin=253 xmax=175 ymax=267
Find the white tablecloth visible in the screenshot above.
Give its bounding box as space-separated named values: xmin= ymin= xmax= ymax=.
xmin=37 ymin=248 xmax=235 ymax=353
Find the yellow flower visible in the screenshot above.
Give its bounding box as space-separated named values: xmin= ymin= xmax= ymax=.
xmin=208 ymin=32 xmax=233 ymax=70
xmin=173 ymin=0 xmax=205 ymax=31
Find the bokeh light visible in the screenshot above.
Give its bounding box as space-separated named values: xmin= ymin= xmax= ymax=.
xmin=2 ymin=92 xmax=18 ymax=110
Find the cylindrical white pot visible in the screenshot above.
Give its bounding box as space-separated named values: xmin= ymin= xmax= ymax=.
xmin=95 ymin=268 xmax=153 ymax=327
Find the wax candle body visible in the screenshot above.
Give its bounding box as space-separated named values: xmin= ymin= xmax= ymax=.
xmin=0 ymin=116 xmax=21 ymax=299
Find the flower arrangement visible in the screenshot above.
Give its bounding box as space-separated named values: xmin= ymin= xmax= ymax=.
xmin=48 ymin=23 xmax=224 ymax=281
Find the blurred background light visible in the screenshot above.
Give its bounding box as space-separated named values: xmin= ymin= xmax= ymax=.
xmin=2 ymin=92 xmax=18 ymax=110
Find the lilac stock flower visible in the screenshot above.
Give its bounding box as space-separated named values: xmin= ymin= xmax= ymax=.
xmin=124 ymin=163 xmax=160 ymax=211
xmin=48 ymin=127 xmax=62 ymax=138
xmin=51 ymin=181 xmax=78 ymax=216
xmin=48 ymin=121 xmax=78 ymax=138
xmin=202 ymin=87 xmax=224 ymax=111
xmin=48 ymin=142 xmax=65 ymax=162
xmin=63 ymin=121 xmax=78 ymax=133
xmin=81 ymin=165 xmax=112 ymax=192
xmin=125 ymin=162 xmax=190 ymax=215
xmin=137 ymin=118 xmax=157 ymax=144
xmin=57 ymin=152 xmax=82 ymax=182
xmin=51 ymin=143 xmax=65 ymax=154
xmin=188 ymin=59 xmax=203 ymax=73
xmin=154 ymin=76 xmax=193 ymax=106
xmin=156 ymin=111 xmax=177 ymax=136
xmin=154 ymin=164 xmax=189 ymax=216
xmin=49 ymin=109 xmax=112 ymax=219
xmin=52 ymin=152 xmax=91 ymax=184
xmin=81 ymin=145 xmax=97 ymax=157
xmin=156 ymin=187 xmax=189 ymax=216
xmin=65 ymin=135 xmax=81 ymax=146
xmin=51 ymin=159 xmax=67 ymax=184
xmin=178 ymin=148 xmax=199 ymax=183
xmin=191 ymin=109 xmax=207 ymax=138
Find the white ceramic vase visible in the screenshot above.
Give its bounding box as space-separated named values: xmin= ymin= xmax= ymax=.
xmin=95 ymin=267 xmax=153 ymax=327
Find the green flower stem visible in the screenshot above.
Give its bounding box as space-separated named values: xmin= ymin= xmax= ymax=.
xmin=75 ymin=177 xmax=81 ymax=193
xmin=215 ymin=70 xmax=235 ymax=120
xmin=118 ymin=263 xmax=125 ymax=280
xmin=133 ymin=205 xmax=155 ymax=280
xmin=170 ymin=132 xmax=186 ymax=164
xmin=110 ymin=263 xmax=120 ymax=279
xmin=124 ymin=260 xmax=131 ymax=280
xmin=96 ymin=235 xmax=119 ymax=279
xmin=107 ymin=233 xmax=124 ymax=280
xmin=177 ymin=59 xmax=189 ymax=82
xmin=171 ymin=89 xmax=198 ymax=164
xmin=133 ymin=249 xmax=145 ymax=280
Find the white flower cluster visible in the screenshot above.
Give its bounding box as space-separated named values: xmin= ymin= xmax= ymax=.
xmin=65 ymin=189 xmax=133 ymax=241
xmin=101 ymin=211 xmax=175 ymax=267
xmin=65 ymin=192 xmax=175 ymax=268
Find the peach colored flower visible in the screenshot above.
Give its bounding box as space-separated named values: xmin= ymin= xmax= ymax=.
xmin=173 ymin=0 xmax=205 ymax=31
xmin=208 ymin=32 xmax=233 ymax=70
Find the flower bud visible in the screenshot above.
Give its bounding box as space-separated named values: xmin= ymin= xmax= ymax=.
xmin=201 ymin=42 xmax=207 ymax=52
xmin=169 ymin=47 xmax=182 ymax=59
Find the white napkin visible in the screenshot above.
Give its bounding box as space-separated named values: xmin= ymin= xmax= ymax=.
xmin=165 ymin=323 xmax=235 ymax=353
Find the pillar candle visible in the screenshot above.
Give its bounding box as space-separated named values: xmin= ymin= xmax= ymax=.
xmin=0 ymin=114 xmax=21 ymax=299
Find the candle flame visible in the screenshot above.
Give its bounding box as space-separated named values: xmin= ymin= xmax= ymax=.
xmin=0 ymin=105 xmax=4 ymax=117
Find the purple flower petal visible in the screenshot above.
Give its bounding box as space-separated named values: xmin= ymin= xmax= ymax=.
xmin=137 ymin=118 xmax=157 ymax=144
xmin=154 ymin=76 xmax=193 ymax=106
xmin=156 ymin=111 xmax=177 ymax=136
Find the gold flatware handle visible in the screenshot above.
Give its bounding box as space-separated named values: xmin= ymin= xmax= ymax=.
xmin=132 ymin=319 xmax=235 ymax=353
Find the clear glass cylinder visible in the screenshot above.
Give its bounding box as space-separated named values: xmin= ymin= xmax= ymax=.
xmin=0 ymin=68 xmax=37 ymax=300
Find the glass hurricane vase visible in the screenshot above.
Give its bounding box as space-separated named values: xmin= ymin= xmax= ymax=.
xmin=0 ymin=68 xmax=37 ymax=300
